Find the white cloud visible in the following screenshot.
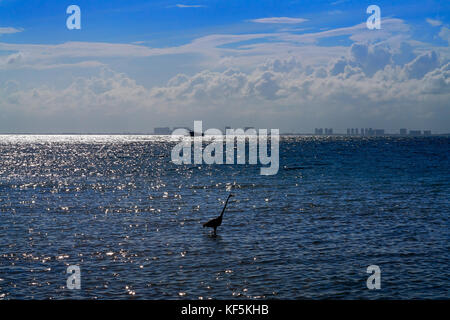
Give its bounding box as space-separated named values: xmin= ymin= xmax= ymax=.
xmin=439 ymin=27 xmax=450 ymax=44
xmin=426 ymin=18 xmax=442 ymax=27
xmin=264 ymin=18 xmax=409 ymax=45
xmin=0 ymin=34 xmax=277 ymax=69
xmin=331 ymin=0 xmax=349 ymax=5
xmin=1 ymin=18 xmax=448 ymax=132
xmin=0 ymin=50 xmax=105 ymax=69
xmin=250 ymin=17 xmax=308 ymax=24
xmin=174 ymin=4 xmax=206 ymax=8
xmin=421 ymin=62 xmax=450 ymax=94
xmin=0 ymin=19 xmax=413 ymax=72
xmin=404 ymin=51 xmax=439 ymax=79
xmin=2 ymin=44 xmax=448 ymax=132
xmin=0 ymin=27 xmax=22 ymax=35
xmin=260 ymin=56 xmax=302 ymax=73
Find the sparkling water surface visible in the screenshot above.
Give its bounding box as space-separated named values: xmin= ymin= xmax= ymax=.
xmin=0 ymin=135 xmax=448 ymax=299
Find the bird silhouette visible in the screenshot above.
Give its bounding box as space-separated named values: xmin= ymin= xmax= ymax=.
xmin=203 ymin=194 xmax=233 ymax=236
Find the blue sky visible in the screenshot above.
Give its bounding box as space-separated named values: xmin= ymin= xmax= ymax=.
xmin=0 ymin=0 xmax=449 ymax=133
xmin=2 ymin=0 xmax=448 ymax=44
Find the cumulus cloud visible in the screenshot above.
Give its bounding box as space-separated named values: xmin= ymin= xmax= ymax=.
xmin=439 ymin=27 xmax=450 ymax=44
xmin=260 ymin=56 xmax=302 ymax=73
xmin=151 ymin=48 xmax=447 ymax=105
xmin=329 ymin=43 xmax=393 ymax=77
xmin=149 ymin=50 xmax=449 ymax=130
xmin=5 ymin=52 xmax=24 ymax=65
xmin=392 ymin=42 xmax=416 ymax=65
xmin=421 ymin=62 xmax=450 ymax=94
xmin=352 ymin=44 xmax=392 ymax=76
xmin=327 ymin=42 xmax=444 ymax=82
xmin=2 ymin=43 xmax=448 ymax=133
xmin=404 ymin=51 xmax=440 ymax=79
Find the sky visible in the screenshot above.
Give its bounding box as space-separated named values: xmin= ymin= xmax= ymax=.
xmin=0 ymin=0 xmax=449 ymax=133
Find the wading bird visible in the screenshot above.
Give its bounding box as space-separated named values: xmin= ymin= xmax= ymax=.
xmin=203 ymin=194 xmax=233 ymax=236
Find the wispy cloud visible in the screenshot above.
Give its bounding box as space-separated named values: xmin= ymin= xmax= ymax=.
xmin=0 ymin=18 xmax=414 ymax=71
xmin=426 ymin=18 xmax=443 ymax=27
xmin=174 ymin=4 xmax=206 ymax=8
xmin=331 ymin=0 xmax=349 ymax=5
xmin=0 ymin=27 xmax=23 ymax=35
xmin=250 ymin=17 xmax=308 ymax=24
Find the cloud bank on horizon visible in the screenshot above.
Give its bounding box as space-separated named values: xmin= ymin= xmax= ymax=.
xmin=0 ymin=0 xmax=449 ymax=133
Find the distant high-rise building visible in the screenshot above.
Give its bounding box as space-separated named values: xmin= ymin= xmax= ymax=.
xmin=423 ymin=130 xmax=432 ymax=136
xmin=315 ymin=128 xmax=324 ymax=135
xmin=361 ymin=128 xmax=365 ymax=136
xmin=355 ymin=128 xmax=359 ymax=135
xmin=347 ymin=128 xmax=351 ymax=135
xmin=400 ymin=128 xmax=407 ymax=135
xmin=154 ymin=127 xmax=171 ymax=135
xmin=324 ymin=128 xmax=333 ymax=135
xmin=375 ymin=129 xmax=385 ymax=136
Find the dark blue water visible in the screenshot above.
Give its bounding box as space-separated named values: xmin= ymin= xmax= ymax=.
xmin=0 ymin=135 xmax=448 ymax=299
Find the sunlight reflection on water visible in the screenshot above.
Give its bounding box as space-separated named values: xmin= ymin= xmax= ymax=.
xmin=0 ymin=135 xmax=448 ymax=299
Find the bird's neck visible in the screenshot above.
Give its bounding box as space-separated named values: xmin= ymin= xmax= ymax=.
xmin=220 ymin=197 xmax=231 ymax=218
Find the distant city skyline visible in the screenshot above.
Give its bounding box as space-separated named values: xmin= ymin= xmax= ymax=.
xmin=154 ymin=126 xmax=437 ymax=136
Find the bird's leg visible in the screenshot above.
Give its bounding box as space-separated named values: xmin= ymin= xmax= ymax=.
xmin=213 ymin=227 xmax=217 ymax=236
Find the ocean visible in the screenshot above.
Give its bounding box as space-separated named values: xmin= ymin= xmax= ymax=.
xmin=0 ymin=135 xmax=448 ymax=299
